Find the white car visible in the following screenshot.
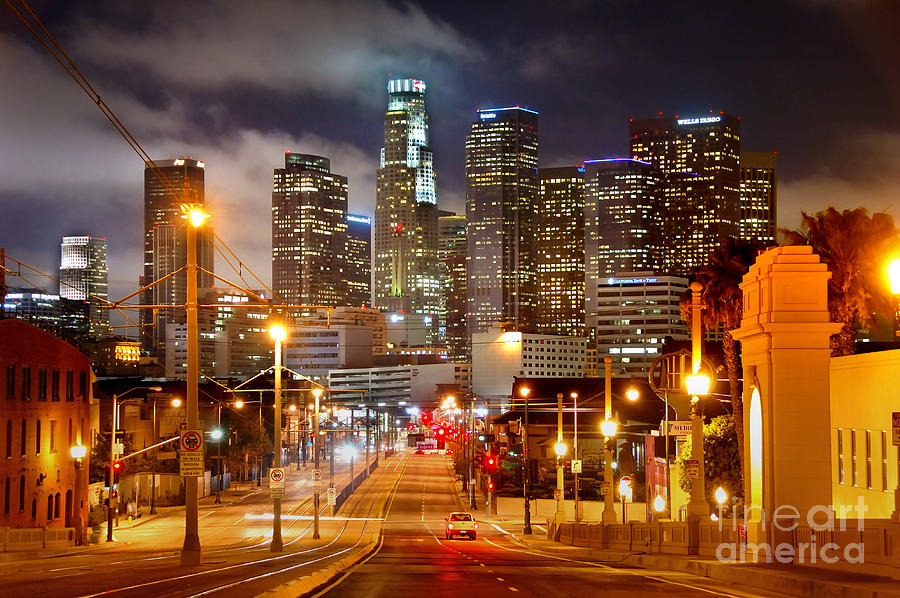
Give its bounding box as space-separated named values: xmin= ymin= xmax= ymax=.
xmin=445 ymin=512 xmax=477 ymax=540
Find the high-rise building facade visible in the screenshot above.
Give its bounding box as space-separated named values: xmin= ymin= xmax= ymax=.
xmin=630 ymin=114 xmax=741 ymax=274
xmin=141 ymin=158 xmax=214 ymax=352
xmin=593 ymin=273 xmax=689 ymax=376
xmin=272 ymin=153 xmax=350 ymax=312
xmin=465 ymin=106 xmax=539 ymax=340
xmin=740 ymin=151 xmax=777 ymax=244
xmin=346 ymin=214 xmax=372 ymax=307
xmin=438 ymin=211 xmax=467 ymax=361
xmin=374 ymin=78 xmax=442 ymax=339
xmin=536 ymin=166 xmax=584 ymax=337
xmin=59 ymin=235 xmax=109 ymax=337
xmin=583 ymin=158 xmax=663 ymax=329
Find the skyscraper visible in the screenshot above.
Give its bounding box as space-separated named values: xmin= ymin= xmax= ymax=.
xmin=374 ymin=78 xmax=442 ymax=339
xmin=272 ymin=153 xmax=349 ymax=310
xmin=141 ymin=158 xmax=214 ymax=352
xmin=59 ymin=235 xmax=109 ymax=337
xmin=536 ymin=166 xmax=584 ymax=337
xmin=439 ymin=211 xmax=467 ymax=361
xmin=465 ymin=106 xmax=539 ymax=339
xmin=346 ymin=214 xmax=372 ymax=307
xmin=740 ymin=151 xmax=777 ymax=244
xmin=630 ymin=114 xmax=741 ymax=274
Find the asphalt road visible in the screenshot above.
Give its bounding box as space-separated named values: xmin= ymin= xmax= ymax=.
xmin=318 ymin=453 xmax=789 ymax=598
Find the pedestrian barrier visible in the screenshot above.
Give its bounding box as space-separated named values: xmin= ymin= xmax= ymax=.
xmin=0 ymin=526 xmax=75 ymax=552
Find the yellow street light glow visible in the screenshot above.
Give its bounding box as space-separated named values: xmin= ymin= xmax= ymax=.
xmin=70 ymin=445 xmax=87 ymax=460
xmin=600 ymin=419 xmax=617 ymax=438
xmin=570 ymin=392 xmax=578 ymax=399
xmin=234 ymin=400 xmax=244 ymax=409
xmin=889 ymin=259 xmax=900 ymax=294
xmin=519 ymin=386 xmax=530 ymax=398
xmin=289 ymin=404 xmax=297 ymax=412
xmin=269 ymin=324 xmax=287 ymax=343
xmin=653 ymin=494 xmax=666 ymax=513
xmin=626 ymin=388 xmax=639 ymax=401
xmin=686 ymin=374 xmax=710 ymax=397
xmin=171 ymin=398 xmax=182 ymax=408
xmin=150 ymin=386 xmax=163 ymax=392
xmin=554 ymin=442 xmax=567 ymax=457
xmin=715 ymin=486 xmax=728 ymax=505
xmin=312 ymin=388 xmax=323 ymax=399
xmin=187 ymin=208 xmax=208 ymax=228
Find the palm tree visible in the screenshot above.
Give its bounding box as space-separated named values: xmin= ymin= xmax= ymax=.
xmin=780 ymin=207 xmax=898 ymax=357
xmin=681 ymin=236 xmax=770 ymax=475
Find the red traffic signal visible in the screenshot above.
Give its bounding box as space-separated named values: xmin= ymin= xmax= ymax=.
xmin=488 ymin=480 xmax=494 ymax=492
xmin=437 ymin=428 xmax=445 ymax=435
xmin=113 ymin=461 xmax=122 ymax=471
xmin=483 ymin=453 xmax=498 ymax=472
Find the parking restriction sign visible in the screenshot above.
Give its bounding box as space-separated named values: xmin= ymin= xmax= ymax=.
xmin=179 ymin=430 xmax=204 ymax=477
xmin=327 ymin=486 xmax=336 ymax=505
xmin=269 ymin=467 xmax=285 ymax=498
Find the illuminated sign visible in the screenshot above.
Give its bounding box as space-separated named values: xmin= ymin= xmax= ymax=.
xmin=677 ymin=116 xmax=722 ymax=125
xmin=479 ymin=112 xmax=496 ymax=119
xmin=606 ymin=277 xmax=658 ymax=285
xmin=347 ymin=215 xmax=371 ymax=224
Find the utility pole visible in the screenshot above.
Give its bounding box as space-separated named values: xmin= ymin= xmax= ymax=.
xmin=312 ymin=388 xmax=322 ymax=540
xmin=521 ymin=385 xmax=532 ymax=534
xmin=602 ymin=357 xmax=617 ymax=524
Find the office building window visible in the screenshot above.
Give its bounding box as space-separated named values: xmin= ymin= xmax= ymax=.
xmin=51 ymin=370 xmax=60 ymax=401
xmin=35 ymin=420 xmax=41 ymax=455
xmin=38 ymin=368 xmax=47 ymax=401
xmin=22 ymin=367 xmax=30 ymax=400
xmin=5 ymin=365 xmax=14 ymax=399
xmin=65 ymin=371 xmax=74 ymax=401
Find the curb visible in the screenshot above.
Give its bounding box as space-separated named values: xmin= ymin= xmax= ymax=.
xmin=509 ymin=536 xmax=900 ymax=598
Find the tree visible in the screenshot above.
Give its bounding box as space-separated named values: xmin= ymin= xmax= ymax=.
xmin=676 ymin=414 xmax=742 ymax=504
xmin=681 ymin=236 xmax=769 ymax=477
xmin=781 ymin=207 xmax=898 ymax=356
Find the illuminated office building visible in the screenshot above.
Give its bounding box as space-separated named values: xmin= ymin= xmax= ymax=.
xmin=346 ymin=214 xmax=372 ymax=307
xmin=583 ymin=158 xmax=663 ymax=332
xmin=630 ymin=114 xmax=741 ymax=274
xmin=536 ymin=167 xmax=585 ymax=337
xmin=59 ymin=235 xmax=109 ymax=337
xmin=141 ymin=158 xmax=214 ymax=353
xmin=465 ymin=106 xmax=539 ymax=340
xmin=374 ymin=78 xmax=442 ymax=340
xmin=272 ymin=153 xmax=350 ymax=311
xmin=593 ymin=273 xmax=689 ymax=376
xmin=740 ymin=151 xmax=777 ymax=243
xmin=439 ymin=211 xmax=467 ymax=361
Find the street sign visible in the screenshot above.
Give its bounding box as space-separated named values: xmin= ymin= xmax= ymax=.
xmin=179 ymin=430 xmax=204 ymax=477
xmin=665 ymin=421 xmax=692 ymax=437
xmin=327 ymin=486 xmax=336 ymax=505
xmin=270 ymin=486 xmax=284 ymax=499
xmin=685 ymin=459 xmax=700 ymax=479
xmin=553 ymin=488 xmax=561 ymax=501
xmin=893 ymin=412 xmax=900 ymax=446
xmin=270 ymin=467 xmax=285 ymax=489
xmin=312 ymin=468 xmax=321 ymax=481
xmin=571 ymin=459 xmax=582 ymax=474
xmin=312 ymin=480 xmax=322 ymax=491
xmin=600 ymin=481 xmax=610 ymax=495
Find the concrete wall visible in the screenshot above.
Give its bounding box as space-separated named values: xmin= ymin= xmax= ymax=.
xmin=830 ymin=349 xmax=900 ymax=518
xmin=495 ymin=497 xmax=648 ymax=523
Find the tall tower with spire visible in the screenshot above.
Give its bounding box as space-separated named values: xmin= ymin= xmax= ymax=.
xmin=374 ymin=78 xmax=442 ymax=341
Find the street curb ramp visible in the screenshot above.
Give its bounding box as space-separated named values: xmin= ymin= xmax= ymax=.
xmin=254 ymin=538 xmax=379 ymax=598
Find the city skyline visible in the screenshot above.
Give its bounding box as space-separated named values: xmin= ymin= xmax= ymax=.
xmin=0 ymin=1 xmax=897 ymax=305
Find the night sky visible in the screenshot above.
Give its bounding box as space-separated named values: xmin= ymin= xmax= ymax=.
xmin=1 ymin=0 xmax=897 ymax=303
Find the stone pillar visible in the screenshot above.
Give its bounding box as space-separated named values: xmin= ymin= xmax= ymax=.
xmin=731 ymin=246 xmax=841 ymax=559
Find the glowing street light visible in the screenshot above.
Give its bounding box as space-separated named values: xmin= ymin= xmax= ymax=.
xmin=600 ymin=419 xmax=618 ymax=438
xmin=626 ymin=387 xmax=639 ymax=401
xmin=653 ymin=494 xmax=666 ymax=514
xmin=171 ymin=398 xmax=182 ymax=408
xmin=554 ymin=442 xmax=567 ymax=457
xmin=520 ymin=385 xmax=532 ymax=534
xmin=715 ymin=486 xmax=728 ymax=505
xmin=686 ymin=374 xmax=711 ymax=398
xmin=234 ymin=400 xmax=244 ymax=409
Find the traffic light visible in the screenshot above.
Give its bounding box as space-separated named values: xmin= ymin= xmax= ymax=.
xmin=487 ymin=479 xmax=494 ymax=492
xmin=484 ymin=453 xmax=498 ymax=473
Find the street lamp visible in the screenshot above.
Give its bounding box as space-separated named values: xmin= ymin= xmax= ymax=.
xmin=626 ymin=388 xmax=639 ymax=401
xmin=108 ymin=386 xmax=162 ymax=543
xmin=686 ymin=281 xmax=711 ymax=518
xmin=312 ymin=387 xmax=323 ymax=540
xmin=71 ymin=444 xmax=86 ymax=545
xmin=520 ymin=385 xmax=532 ymax=534
xmin=571 ymin=391 xmax=581 ymax=522
xmin=270 ymin=323 xmax=286 ymax=552
xmin=601 ymin=415 xmax=618 ymax=523
xmin=211 ymin=404 xmax=224 ymax=505
xmin=714 ymin=486 xmax=728 ymax=521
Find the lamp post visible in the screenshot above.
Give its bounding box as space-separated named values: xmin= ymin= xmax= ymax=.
xmin=270 ymin=323 xmax=286 ymax=552
xmin=109 ymin=386 xmax=162 ymax=542
xmin=602 ymin=357 xmax=617 ymax=524
xmin=686 ymin=281 xmax=711 ymax=518
xmin=469 ymin=395 xmax=477 ymax=510
xmin=571 ymin=392 xmax=580 ymax=522
xmin=888 ymin=260 xmax=900 ymax=522
xmin=212 ymin=402 xmax=224 ymax=504
xmin=71 ymin=444 xmax=86 ymax=546
xmin=554 ymin=393 xmax=567 ymax=524
xmin=181 ymin=205 xmax=207 ymax=566
xmin=714 ymin=486 xmax=728 ymax=522
xmin=521 ymin=385 xmax=532 ymax=534
xmin=312 ymin=387 xmax=322 ymax=540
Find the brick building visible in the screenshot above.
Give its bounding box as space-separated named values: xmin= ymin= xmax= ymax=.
xmin=0 ymin=318 xmax=92 ymax=529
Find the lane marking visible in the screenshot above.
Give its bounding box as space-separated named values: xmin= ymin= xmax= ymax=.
xmin=508 ymin=587 xmax=519 ymax=592
xmin=496 ymin=577 xmax=504 ymax=581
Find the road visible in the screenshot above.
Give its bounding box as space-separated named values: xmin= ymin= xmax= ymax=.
xmin=318 ymin=453 xmax=789 ymax=598
xmin=0 ymin=454 xmax=394 ymax=597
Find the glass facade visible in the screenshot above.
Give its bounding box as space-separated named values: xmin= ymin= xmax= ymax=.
xmin=536 ymin=166 xmax=585 ymax=337
xmin=465 ymin=107 xmax=539 ymax=342
xmin=374 ymin=78 xmax=442 ymax=342
xmin=739 ymin=151 xmax=777 ymax=244
xmin=58 ymin=235 xmax=109 ymax=337
xmin=439 ymin=212 xmax=467 ymax=361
